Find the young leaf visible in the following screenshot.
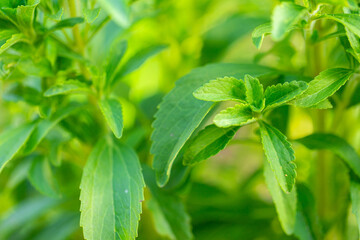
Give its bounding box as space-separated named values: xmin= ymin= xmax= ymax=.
xmin=264 ymin=160 xmax=297 ymax=235
xmin=28 ymin=156 xmax=60 ymax=198
xmin=244 ymin=75 xmax=265 ymax=112
xmin=183 ymin=124 xmax=239 ymax=165
xmin=151 ymin=63 xmax=274 ymax=187
xmin=271 ymin=2 xmax=307 ymax=41
xmin=143 ymin=166 xmax=193 ymax=240
xmin=15 ymin=0 xmax=40 ymax=33
xmin=49 ymin=17 xmax=84 ymax=31
xmin=213 ymin=104 xmax=254 ymax=128
xmin=97 ymin=0 xmax=130 ymax=27
xmin=264 ymin=81 xmax=308 ymax=110
xmin=252 ymin=22 xmax=271 ymax=49
xmin=98 ymin=98 xmax=124 ymax=139
xmin=291 ymin=68 xmax=353 ymax=108
xmin=0 ymin=123 xmax=35 ymax=172
xmin=259 ymin=120 xmax=296 ymax=192
xmin=80 ymin=140 xmax=145 ymax=240
xmin=193 ymin=77 xmax=247 ymax=102
xmin=44 ymin=80 xmax=89 ymax=97
xmin=296 ymin=133 xmax=360 ymax=178
xmin=325 ymin=14 xmax=360 ymax=39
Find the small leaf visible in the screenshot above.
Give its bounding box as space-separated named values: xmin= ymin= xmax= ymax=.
xmin=296 ymin=133 xmax=360 ymax=178
xmin=183 ymin=124 xmax=239 ymax=165
xmin=259 ymin=120 xmax=296 ymax=192
xmin=44 ymin=80 xmax=89 ymax=97
xmin=28 ymin=156 xmax=60 ymax=198
xmin=291 ymin=68 xmax=353 ymax=108
xmin=193 ymin=77 xmax=247 ymax=102
xmin=143 ymin=166 xmax=193 ymax=240
xmin=49 ymin=17 xmax=84 ymax=31
xmin=0 ymin=33 xmax=27 ymax=54
xmin=264 ymin=160 xmax=297 ymax=235
xmin=325 ymin=14 xmax=360 ymax=39
xmin=264 ymin=81 xmax=308 ymax=110
xmin=244 ymin=74 xmax=265 ymax=112
xmin=252 ymin=22 xmax=271 ymax=49
xmin=98 ymin=98 xmax=124 ymax=139
xmin=271 ymin=2 xmax=307 ymax=41
xmin=0 ymin=123 xmax=35 ymax=172
xmin=80 ymin=140 xmax=145 ymax=240
xmin=214 ymin=104 xmax=254 ymax=128
xmin=83 ymin=8 xmax=101 ymax=23
xmin=97 ymin=0 xmax=130 ymax=27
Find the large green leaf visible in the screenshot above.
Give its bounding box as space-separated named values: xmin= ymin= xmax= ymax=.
xmin=271 ymin=2 xmax=307 ymax=41
xmin=193 ymin=77 xmax=246 ymax=102
xmin=259 ymin=120 xmax=296 ymax=192
xmin=151 ymin=63 xmax=274 ymax=186
xmin=97 ymin=0 xmax=130 ymax=27
xmin=264 ymin=81 xmax=308 ymax=110
xmin=98 ymin=98 xmax=124 ymax=139
xmin=0 ymin=123 xmax=35 ymax=172
xmin=183 ymin=124 xmax=239 ymax=165
xmin=244 ymin=75 xmax=265 ymax=112
xmin=143 ymin=166 xmax=193 ymax=240
xmin=80 ymin=140 xmax=145 ymax=240
xmin=213 ymin=104 xmax=255 ymax=128
xmin=252 ymin=22 xmax=271 ymax=49
xmin=296 ymin=133 xmax=360 ymax=178
xmin=325 ymin=14 xmax=360 ymax=39
xmin=264 ymin=160 xmax=297 ymax=235
xmin=291 ymin=68 xmax=353 ymax=108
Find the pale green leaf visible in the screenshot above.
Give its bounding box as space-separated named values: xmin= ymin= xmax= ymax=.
xmin=151 ymin=63 xmax=274 ymax=187
xmin=16 ymin=0 xmax=40 ymax=32
xmin=259 ymin=120 xmax=296 ymax=192
xmin=296 ymin=133 xmax=360 ymax=178
xmin=193 ymin=77 xmax=247 ymax=102
xmin=48 ymin=8 xmax=63 ymax=21
xmin=252 ymin=22 xmax=271 ymax=49
xmin=183 ymin=124 xmax=239 ymax=165
xmin=0 ymin=33 xmax=27 ymax=55
xmin=264 ymin=81 xmax=308 ymax=110
xmin=80 ymin=140 xmax=145 ymax=240
xmin=84 ymin=8 xmax=101 ymax=23
xmin=0 ymin=123 xmax=35 ymax=172
xmin=97 ymin=0 xmax=130 ymax=27
xmin=325 ymin=14 xmax=360 ymax=39
xmin=44 ymin=80 xmax=89 ymax=97
xmin=264 ymin=160 xmax=297 ymax=235
xmin=271 ymin=2 xmax=307 ymax=41
xmin=143 ymin=166 xmax=193 ymax=240
xmin=244 ymin=74 xmax=265 ymax=112
xmin=28 ymin=156 xmax=60 ymax=198
xmin=291 ymin=68 xmax=353 ymax=108
xmin=307 ymin=99 xmax=333 ymax=109
xmin=350 ymin=180 xmax=360 ymax=234
xmin=98 ymin=98 xmax=124 ymax=139
xmin=214 ymin=104 xmax=255 ymax=128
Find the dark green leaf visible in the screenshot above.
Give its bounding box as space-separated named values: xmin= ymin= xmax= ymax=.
xmin=98 ymin=98 xmax=124 ymax=139
xmin=49 ymin=17 xmax=84 ymax=31
xmin=183 ymin=124 xmax=239 ymax=165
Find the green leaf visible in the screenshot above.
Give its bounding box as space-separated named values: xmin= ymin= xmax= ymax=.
xmin=112 ymin=45 xmax=166 ymax=85
xmin=308 ymin=99 xmax=333 ymax=109
xmin=48 ymin=8 xmax=63 ymax=21
xmin=98 ymin=98 xmax=124 ymax=139
xmin=214 ymin=104 xmax=254 ymax=128
xmin=80 ymin=140 xmax=145 ymax=240
xmin=183 ymin=124 xmax=239 ymax=165
xmin=259 ymin=120 xmax=296 ymax=192
xmin=264 ymin=81 xmax=308 ymax=110
xmin=28 ymin=156 xmax=60 ymax=198
xmin=151 ymin=63 xmax=274 ymax=187
xmin=105 ymin=39 xmax=127 ymax=86
xmin=24 ymin=103 xmax=81 ymax=153
xmin=0 ymin=123 xmax=35 ymax=172
xmin=291 ymin=68 xmax=353 ymax=108
xmin=49 ymin=17 xmax=84 ymax=31
xmin=350 ymin=180 xmax=360 ymax=234
xmin=244 ymin=75 xmax=265 ymax=112
xmin=15 ymin=0 xmax=40 ymax=33
xmin=193 ymin=77 xmax=247 ymax=102
xmin=271 ymin=2 xmax=307 ymax=41
xmin=296 ymin=133 xmax=360 ymax=178
xmin=0 ymin=33 xmax=27 ymax=54
xmin=324 ymin=14 xmax=360 ymax=39
xmin=143 ymin=166 xmax=193 ymax=240
xmin=44 ymin=80 xmax=89 ymax=97
xmin=83 ymin=8 xmax=101 ymax=23
xmin=252 ymin=22 xmax=271 ymax=49
xmin=264 ymin=160 xmax=297 ymax=235
xmin=97 ymin=0 xmax=130 ymax=27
